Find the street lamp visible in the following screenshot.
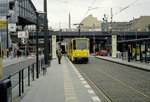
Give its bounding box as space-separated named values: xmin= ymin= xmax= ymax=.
xmin=35 ymin=10 xmax=45 ymax=79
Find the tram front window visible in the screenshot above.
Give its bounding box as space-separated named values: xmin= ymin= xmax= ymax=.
xmin=77 ymin=40 xmax=87 ymax=50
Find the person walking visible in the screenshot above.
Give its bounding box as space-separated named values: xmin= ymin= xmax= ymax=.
xmin=57 ymin=49 xmax=62 ymax=64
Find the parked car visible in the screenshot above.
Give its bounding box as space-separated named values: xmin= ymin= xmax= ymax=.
xmin=96 ymin=50 xmax=108 ymax=56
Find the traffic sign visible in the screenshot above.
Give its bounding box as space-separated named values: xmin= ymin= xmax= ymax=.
xmin=8 ymin=23 xmax=16 ymax=32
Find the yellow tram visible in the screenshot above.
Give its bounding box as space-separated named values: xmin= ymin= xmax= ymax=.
xmin=66 ymin=38 xmax=90 ymax=62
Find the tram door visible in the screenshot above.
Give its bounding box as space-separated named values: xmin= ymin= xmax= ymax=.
xmin=0 ymin=42 xmax=2 ymax=78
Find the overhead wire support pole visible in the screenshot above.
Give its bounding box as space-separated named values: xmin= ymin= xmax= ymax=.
xmin=59 ymin=22 xmax=61 ymax=48
xmin=6 ymin=17 xmax=9 ymax=57
xmin=44 ymin=0 xmax=49 ymax=65
xmin=35 ymin=10 xmax=45 ymax=79
xmin=36 ymin=12 xmax=39 ymax=79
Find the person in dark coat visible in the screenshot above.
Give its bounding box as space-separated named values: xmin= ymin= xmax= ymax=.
xmin=128 ymin=48 xmax=131 ymax=62
xmin=17 ymin=50 xmax=19 ymax=58
xmin=57 ymin=49 xmax=62 ymax=64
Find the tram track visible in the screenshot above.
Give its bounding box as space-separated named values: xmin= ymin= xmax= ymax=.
xmin=74 ymin=57 xmax=150 ymax=102
xmin=75 ymin=64 xmax=113 ymax=102
xmin=91 ymin=64 xmax=150 ymax=100
xmin=91 ymin=58 xmax=150 ymax=96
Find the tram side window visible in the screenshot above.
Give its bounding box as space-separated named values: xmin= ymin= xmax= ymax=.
xmin=73 ymin=40 xmax=76 ymax=50
xmin=70 ymin=43 xmax=72 ymax=50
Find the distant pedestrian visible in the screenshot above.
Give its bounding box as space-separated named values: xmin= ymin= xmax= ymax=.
xmin=57 ymin=49 xmax=62 ymax=64
xmin=17 ymin=50 xmax=19 ymax=58
xmin=17 ymin=49 xmax=21 ymax=58
xmin=13 ymin=50 xmax=16 ymax=58
xmin=128 ymin=48 xmax=131 ymax=62
xmin=26 ymin=50 xmax=29 ymax=57
xmin=10 ymin=50 xmax=13 ymax=59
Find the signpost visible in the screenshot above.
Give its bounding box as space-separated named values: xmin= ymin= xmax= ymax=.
xmin=112 ymin=35 xmax=117 ymax=58
xmin=52 ymin=35 xmax=57 ymax=59
xmin=18 ymin=31 xmax=29 ymax=58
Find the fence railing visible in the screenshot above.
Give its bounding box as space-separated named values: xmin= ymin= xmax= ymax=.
xmin=0 ymin=56 xmax=46 ymax=102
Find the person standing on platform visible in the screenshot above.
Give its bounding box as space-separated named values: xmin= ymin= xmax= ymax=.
xmin=128 ymin=48 xmax=131 ymax=62
xmin=57 ymin=49 xmax=62 ymax=64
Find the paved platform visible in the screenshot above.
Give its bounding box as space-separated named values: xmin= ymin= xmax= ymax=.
xmin=95 ymin=56 xmax=150 ymax=71
xmin=19 ymin=56 xmax=101 ymax=102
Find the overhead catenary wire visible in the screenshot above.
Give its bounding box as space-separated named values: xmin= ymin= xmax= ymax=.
xmin=80 ymin=0 xmax=98 ymax=23
xmin=114 ymin=0 xmax=138 ymax=16
xmin=55 ymin=0 xmax=87 ymax=7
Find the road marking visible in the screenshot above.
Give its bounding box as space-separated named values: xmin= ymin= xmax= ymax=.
xmin=66 ymin=57 xmax=102 ymax=102
xmin=78 ymin=75 xmax=82 ymax=78
xmin=92 ymin=96 xmax=101 ymax=102
xmin=80 ymin=78 xmax=84 ymax=81
xmin=88 ymin=89 xmax=95 ymax=94
xmin=82 ymin=81 xmax=87 ymax=84
xmin=84 ymin=85 xmax=91 ymax=88
xmin=76 ymin=73 xmax=81 ymax=76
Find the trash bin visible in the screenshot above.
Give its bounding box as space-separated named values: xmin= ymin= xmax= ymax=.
xmin=0 ymin=79 xmax=12 ymax=102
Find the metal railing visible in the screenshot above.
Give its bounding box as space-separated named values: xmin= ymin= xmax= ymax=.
xmin=0 ymin=57 xmax=45 ymax=101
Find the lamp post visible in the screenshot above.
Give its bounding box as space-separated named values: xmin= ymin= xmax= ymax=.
xmin=35 ymin=11 xmax=45 ymax=79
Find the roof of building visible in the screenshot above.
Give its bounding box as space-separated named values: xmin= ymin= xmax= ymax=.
xmin=130 ymin=16 xmax=150 ymax=31
xmin=81 ymin=14 xmax=102 ymax=29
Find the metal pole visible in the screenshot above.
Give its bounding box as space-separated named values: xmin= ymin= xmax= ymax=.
xmin=79 ymin=25 xmax=80 ymax=37
xmin=22 ymin=69 xmax=24 ymax=93
xmin=36 ymin=12 xmax=39 ymax=79
xmin=44 ymin=0 xmax=49 ymax=65
xmin=135 ymin=31 xmax=137 ymax=60
xmin=19 ymin=71 xmax=21 ymax=96
xmin=6 ymin=18 xmax=9 ymax=57
xmin=59 ymin=22 xmax=61 ymax=48
xmin=28 ymin=66 xmax=30 ymax=86
xmin=25 ymin=40 xmax=27 ymax=58
xmin=93 ymin=24 xmax=95 ymax=54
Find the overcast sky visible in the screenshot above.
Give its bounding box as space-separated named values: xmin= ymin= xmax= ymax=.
xmin=32 ymin=0 xmax=150 ymax=30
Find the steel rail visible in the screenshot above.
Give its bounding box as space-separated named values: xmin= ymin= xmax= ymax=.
xmin=89 ymin=63 xmax=150 ymax=100
xmin=74 ymin=64 xmax=113 ymax=102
